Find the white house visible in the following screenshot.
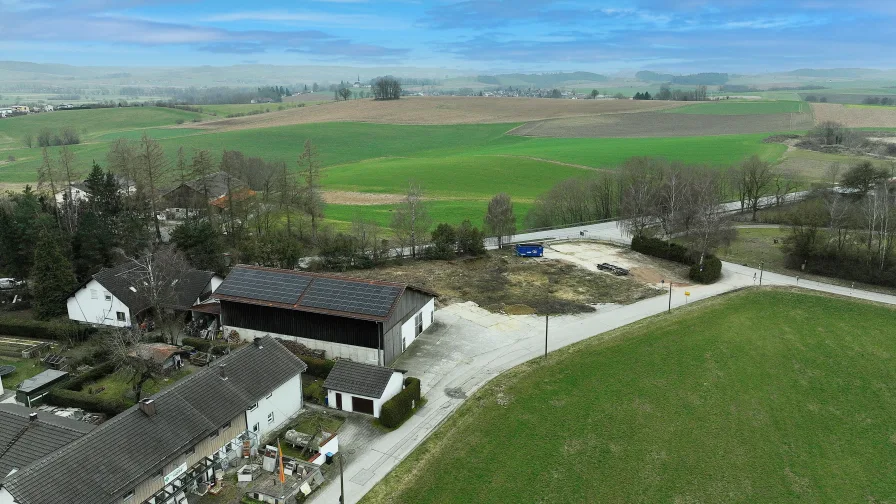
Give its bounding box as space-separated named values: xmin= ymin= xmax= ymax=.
xmin=323 ymin=360 xmax=404 ymax=418
xmin=245 ymin=364 xmax=304 ymax=441
xmin=53 ymin=183 xmax=91 ymax=206
xmin=67 ymin=258 xmax=222 ymax=327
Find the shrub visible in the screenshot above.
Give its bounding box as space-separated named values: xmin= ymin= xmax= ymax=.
xmin=303 ymin=381 xmax=325 ymax=403
xmin=6 ymin=155 xmax=14 ymax=162
xmin=379 ymin=377 xmax=422 ymax=429
xmin=181 ymin=337 xmax=212 ymax=352
xmin=63 ymin=361 xmax=116 ymax=391
xmin=46 ymin=388 xmax=129 ymax=416
xmin=0 ymin=317 xmax=95 ymax=342
xmin=631 ymin=236 xmax=693 ymax=263
xmin=688 ymin=256 xmax=722 ymax=284
xmin=299 ymin=355 xmax=335 ymax=379
xmin=175 ymin=119 xmax=185 ymax=124
xmin=632 ymin=236 xmax=722 ymax=284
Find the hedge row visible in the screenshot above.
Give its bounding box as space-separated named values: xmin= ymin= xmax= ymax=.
xmin=182 ymin=337 xmax=212 ymax=352
xmin=631 ymin=236 xmax=722 ymax=284
xmin=380 ymin=377 xmax=422 ymax=429
xmin=0 ymin=317 xmax=95 ymax=342
xmin=298 ymin=356 xmax=335 ymax=379
xmin=64 ymin=361 xmax=116 ymax=391
xmin=46 ymin=388 xmax=130 ymax=416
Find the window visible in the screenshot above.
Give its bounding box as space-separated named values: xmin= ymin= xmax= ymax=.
xmin=122 ymin=490 xmax=134 ymax=502
xmin=116 ymin=312 xmax=126 ymax=322
xmin=248 ymin=403 xmax=258 ymax=411
xmin=252 ymin=423 xmax=259 ymax=433
xmin=104 ymin=291 xmax=112 ymax=301
xmin=184 ymin=446 xmax=195 ymax=456
xmin=208 ymin=429 xmax=218 ymax=439
xmin=222 ymin=421 xmax=231 ymax=430
xmin=266 ymin=392 xmax=273 ymax=399
xmin=267 ymin=412 xmax=275 ymax=424
xmin=90 ymin=289 xmax=98 ymax=300
xmin=431 ymin=311 xmax=434 ymax=324
xmin=415 ymin=312 xmax=423 ymax=336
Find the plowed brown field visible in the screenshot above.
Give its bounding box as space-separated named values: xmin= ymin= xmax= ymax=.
xmin=181 ymin=96 xmax=685 ymax=132
xmin=812 ymin=103 xmax=896 ymax=128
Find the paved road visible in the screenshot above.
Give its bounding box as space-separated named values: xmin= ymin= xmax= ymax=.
xmin=309 ymin=212 xmax=892 ymax=504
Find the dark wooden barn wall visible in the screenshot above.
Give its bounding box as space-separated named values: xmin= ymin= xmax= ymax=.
xmin=220 ymin=301 xmax=380 ymax=348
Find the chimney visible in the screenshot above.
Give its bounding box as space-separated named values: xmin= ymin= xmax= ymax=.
xmin=219 ymin=364 xmax=227 ymax=380
xmin=138 ymin=398 xmax=156 ymax=417
xmin=28 ymin=413 xmax=38 ymax=423
xmin=253 ymin=338 xmax=263 ymax=349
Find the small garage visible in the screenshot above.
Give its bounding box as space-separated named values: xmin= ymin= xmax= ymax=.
xmin=324 ymin=360 xmax=405 ymax=418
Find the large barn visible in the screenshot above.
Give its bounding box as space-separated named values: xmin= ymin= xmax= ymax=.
xmin=213 ymin=265 xmax=436 ymax=366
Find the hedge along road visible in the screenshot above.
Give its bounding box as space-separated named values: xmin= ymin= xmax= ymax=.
xmin=308 ymin=199 xmax=896 ymax=504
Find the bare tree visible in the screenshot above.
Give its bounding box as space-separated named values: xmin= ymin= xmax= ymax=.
xmin=653 ymin=161 xmax=690 ymax=239
xmin=107 ymin=326 xmax=167 ymax=402
xmin=136 ymin=133 xmax=169 ymax=241
xmin=772 ymin=168 xmax=800 ymax=206
xmin=297 ymin=139 xmax=324 ymax=236
xmin=106 ymin=138 xmax=137 ymax=198
xmin=37 ymin=147 xmax=62 ymax=230
xmin=618 ymin=157 xmax=661 ymax=237
xmin=736 ymin=156 xmax=775 ymax=221
xmin=391 ymin=183 xmax=430 ymax=258
xmin=57 ymin=145 xmax=81 ymax=234
xmin=129 ymin=249 xmax=192 ymax=338
xmin=22 ymin=133 xmax=33 ymax=149
xmin=277 ymin=160 xmax=301 ymax=237
xmin=189 ymin=149 xmax=216 ymax=217
xmin=484 ymin=193 xmax=516 ymax=248
xmin=685 ymin=169 xmax=732 ymax=266
xmin=825 ymin=162 xmax=842 ymax=189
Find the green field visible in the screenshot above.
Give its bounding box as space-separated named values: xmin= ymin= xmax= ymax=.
xmin=0 ymin=107 xmax=788 ymax=225
xmin=363 ymin=290 xmax=896 ymax=504
xmin=666 ymin=101 xmax=807 ymax=115
xmin=0 ymin=107 xmax=202 ymax=149
xmin=325 ymin=201 xmax=534 ymax=230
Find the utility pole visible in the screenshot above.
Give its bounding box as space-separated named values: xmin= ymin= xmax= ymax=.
xmin=759 ymin=262 xmax=764 ymax=286
xmin=544 ymin=315 xmax=549 ymax=358
xmin=668 ymin=282 xmax=672 ymax=312
xmin=339 ymin=453 xmax=345 ymax=503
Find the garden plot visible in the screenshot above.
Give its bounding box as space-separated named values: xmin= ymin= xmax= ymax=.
xmin=543 ymin=241 xmax=691 ymax=287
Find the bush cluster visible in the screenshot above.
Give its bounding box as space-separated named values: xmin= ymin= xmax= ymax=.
xmin=181 ymin=337 xmax=212 ymax=352
xmin=298 ymin=355 xmax=335 ymax=379
xmin=45 ymin=362 xmax=128 ymax=416
xmin=0 ymin=317 xmax=95 ymax=342
xmin=631 ymin=236 xmax=722 ymax=284
xmin=379 ymin=377 xmax=422 ymax=429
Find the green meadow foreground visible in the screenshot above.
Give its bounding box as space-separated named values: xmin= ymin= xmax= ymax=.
xmin=363 ymin=290 xmax=896 ymax=503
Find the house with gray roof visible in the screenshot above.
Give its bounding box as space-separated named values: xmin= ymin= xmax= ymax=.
xmin=214 ymin=265 xmax=436 ymax=366
xmin=0 ymin=336 xmax=307 ymax=504
xmin=0 ymin=404 xmax=94 ymax=478
xmin=160 ymin=171 xmax=250 ymax=216
xmin=66 ymin=256 xmax=223 ymax=327
xmin=324 ymin=360 xmax=404 ymax=417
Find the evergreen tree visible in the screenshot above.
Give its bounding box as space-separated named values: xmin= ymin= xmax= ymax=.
xmin=170 ymin=217 xmax=226 ymax=275
xmin=32 ymin=229 xmax=76 ymax=320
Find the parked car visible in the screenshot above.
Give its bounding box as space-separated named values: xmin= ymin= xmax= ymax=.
xmin=0 ymin=278 xmax=25 ymax=290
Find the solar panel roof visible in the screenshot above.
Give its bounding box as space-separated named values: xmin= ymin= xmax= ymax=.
xmin=299 ymin=277 xmax=402 ymax=318
xmin=215 ymin=267 xmax=309 ymax=305
xmin=213 ymin=266 xmax=426 ymax=321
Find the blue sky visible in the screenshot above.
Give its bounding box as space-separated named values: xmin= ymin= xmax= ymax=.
xmin=0 ymin=0 xmax=893 ymax=72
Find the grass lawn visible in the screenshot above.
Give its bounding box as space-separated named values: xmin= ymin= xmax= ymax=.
xmin=91 ymin=367 xmax=194 ymax=403
xmin=362 ymin=289 xmax=896 ymax=503
xmin=325 ymin=200 xmax=534 ymax=230
xmin=0 ymin=356 xmax=45 ymax=388
xmin=717 ymin=226 xmax=789 ymax=270
xmin=665 ymin=101 xmax=808 ymax=115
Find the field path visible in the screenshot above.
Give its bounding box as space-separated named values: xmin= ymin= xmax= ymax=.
xmin=310 ymin=217 xmax=896 ymax=504
xmin=476 ymin=154 xmax=612 ymax=173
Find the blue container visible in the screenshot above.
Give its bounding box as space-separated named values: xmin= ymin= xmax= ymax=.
xmin=515 ymin=244 xmax=544 ymax=257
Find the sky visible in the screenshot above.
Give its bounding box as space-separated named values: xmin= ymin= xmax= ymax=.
xmin=0 ymin=0 xmax=894 ymax=73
